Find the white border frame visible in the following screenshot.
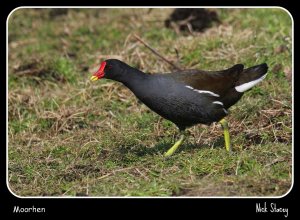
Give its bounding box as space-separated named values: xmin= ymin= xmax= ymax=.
xmin=6 ymin=6 xmax=294 ymax=199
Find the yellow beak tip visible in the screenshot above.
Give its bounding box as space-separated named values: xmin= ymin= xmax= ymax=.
xmin=90 ymin=76 xmax=98 ymax=81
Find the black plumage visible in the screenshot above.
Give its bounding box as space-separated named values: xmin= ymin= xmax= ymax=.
xmin=92 ymin=59 xmax=268 ymax=131
xmin=90 ymin=59 xmax=268 ymax=155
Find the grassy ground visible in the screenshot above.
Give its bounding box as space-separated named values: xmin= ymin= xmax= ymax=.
xmin=8 ymin=8 xmax=292 ymax=196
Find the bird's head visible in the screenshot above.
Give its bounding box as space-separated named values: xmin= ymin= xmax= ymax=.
xmin=90 ymin=59 xmax=127 ymax=81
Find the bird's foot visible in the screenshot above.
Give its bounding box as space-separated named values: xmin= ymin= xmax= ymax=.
xmin=164 ymin=134 xmax=185 ymax=157
xmin=219 ymin=118 xmax=231 ymax=152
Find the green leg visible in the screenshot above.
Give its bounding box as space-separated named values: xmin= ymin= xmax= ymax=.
xmin=164 ymin=132 xmax=185 ymax=157
xmin=219 ymin=118 xmax=231 ymax=152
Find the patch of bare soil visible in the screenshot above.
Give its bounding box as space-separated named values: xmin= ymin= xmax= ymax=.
xmin=165 ymin=8 xmax=220 ymax=34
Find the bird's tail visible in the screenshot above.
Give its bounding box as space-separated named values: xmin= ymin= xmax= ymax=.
xmin=235 ymin=63 xmax=268 ymax=93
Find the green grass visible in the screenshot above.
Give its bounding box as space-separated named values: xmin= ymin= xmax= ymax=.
xmin=8 ymin=8 xmax=292 ymax=196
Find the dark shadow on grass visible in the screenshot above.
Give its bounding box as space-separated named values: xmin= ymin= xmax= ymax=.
xmin=98 ymin=135 xmax=227 ymax=165
xmin=116 ymin=138 xmax=223 ymax=157
xmin=211 ymin=137 xmax=226 ymax=149
xmin=116 ymin=142 xmax=172 ymax=157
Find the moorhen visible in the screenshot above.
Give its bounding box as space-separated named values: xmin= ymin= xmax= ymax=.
xmin=90 ymin=59 xmax=268 ymax=156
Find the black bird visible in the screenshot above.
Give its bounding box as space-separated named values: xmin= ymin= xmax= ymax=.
xmin=90 ymin=59 xmax=268 ymax=156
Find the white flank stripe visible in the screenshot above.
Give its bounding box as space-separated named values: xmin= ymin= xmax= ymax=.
xmin=235 ymin=73 xmax=267 ymax=93
xmin=223 ymin=108 xmax=228 ymax=114
xmin=185 ymin=85 xmax=194 ymax=90
xmin=185 ymin=85 xmax=220 ymax=97
xmin=213 ymin=101 xmax=223 ymax=106
xmin=194 ymin=89 xmax=220 ymax=97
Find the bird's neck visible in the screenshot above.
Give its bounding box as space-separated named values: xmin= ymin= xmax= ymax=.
xmin=117 ymin=67 xmax=149 ymax=89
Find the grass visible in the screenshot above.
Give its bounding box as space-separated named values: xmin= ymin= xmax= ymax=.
xmin=8 ymin=8 xmax=292 ymax=197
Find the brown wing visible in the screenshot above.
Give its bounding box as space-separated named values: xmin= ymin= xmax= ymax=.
xmin=170 ymin=64 xmax=244 ymax=98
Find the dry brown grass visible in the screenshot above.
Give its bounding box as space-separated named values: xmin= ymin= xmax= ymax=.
xmin=8 ymin=8 xmax=292 ymax=197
